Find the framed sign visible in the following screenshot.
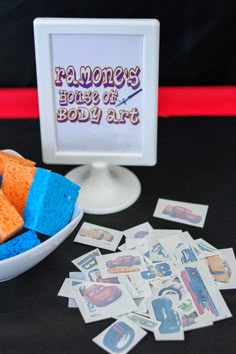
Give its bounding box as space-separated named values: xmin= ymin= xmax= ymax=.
xmin=33 ymin=17 xmax=159 ymax=166
xmin=33 ymin=18 xmax=160 ymax=214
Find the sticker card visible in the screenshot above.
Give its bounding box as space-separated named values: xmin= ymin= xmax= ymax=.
xmin=208 ymin=248 xmax=236 ymax=290
xmin=150 ymin=229 xmax=183 ymax=239
xmin=149 ymin=240 xmax=171 ymax=263
xmin=146 ymin=295 xmax=184 ymax=341
xmin=140 ymin=256 xmax=159 ymax=282
xmin=72 ymin=281 xmax=138 ymax=323
xmin=153 ymin=260 xmax=176 ymax=279
xmin=153 ymin=198 xmax=208 ymax=228
xmin=125 ymin=312 xmax=160 ymax=333
xmin=57 ymin=277 xmax=83 ymax=299
xmin=178 ymin=260 xmax=232 ymax=322
xmin=93 ymin=316 xmax=147 ymax=354
xmin=158 ymin=232 xmax=199 ymax=265
xmin=72 ymin=251 xmax=139 ymax=297
xmin=134 ymin=297 xmax=149 ymax=316
xmin=128 ymin=272 xmax=152 ymax=298
xmin=118 ymin=243 xmax=126 ymax=252
xmin=123 ymin=222 xmax=153 ymax=238
xmin=149 ymin=229 xmax=182 ymax=262
xmin=194 ymin=238 xmax=222 ymax=258
xmin=125 ymin=237 xmax=149 ymax=257
xmin=85 ymin=267 xmax=120 ymax=284
xmin=74 ymin=222 xmax=123 ymax=251
xmin=96 ymin=250 xmax=148 ymax=278
xmin=71 ymin=248 xmax=102 ymax=274
xmin=68 ymin=272 xmax=86 ymax=308
xmin=151 ymin=275 xmax=210 ymax=331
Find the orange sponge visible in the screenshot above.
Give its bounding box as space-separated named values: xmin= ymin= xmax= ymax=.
xmin=0 ymin=150 xmax=35 ymax=175
xmin=0 ymin=189 xmax=24 ymax=244
xmin=1 ymin=159 xmax=36 ymax=215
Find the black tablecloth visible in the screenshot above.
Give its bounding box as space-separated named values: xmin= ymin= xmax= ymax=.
xmin=0 ymin=117 xmax=236 ymax=354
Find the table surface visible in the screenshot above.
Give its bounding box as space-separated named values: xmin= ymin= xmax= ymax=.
xmin=0 ymin=117 xmax=236 ymax=354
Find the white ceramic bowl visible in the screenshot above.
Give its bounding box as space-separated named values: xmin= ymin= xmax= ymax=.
xmin=0 ymin=202 xmax=83 ymax=282
xmin=0 ymin=149 xmax=83 ymax=281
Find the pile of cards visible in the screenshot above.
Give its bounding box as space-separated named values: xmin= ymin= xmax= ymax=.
xmin=58 ymin=220 xmax=236 ymax=353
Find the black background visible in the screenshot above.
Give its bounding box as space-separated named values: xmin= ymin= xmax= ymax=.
xmin=1 ymin=2 xmax=236 ymax=353
xmin=0 ymin=0 xmax=236 ymax=87
xmin=0 ymin=117 xmax=236 ymax=353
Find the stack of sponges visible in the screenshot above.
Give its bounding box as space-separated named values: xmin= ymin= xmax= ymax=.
xmin=0 ymin=150 xmax=36 ymax=174
xmin=1 ymin=158 xmax=36 ymax=215
xmin=0 ymin=150 xmax=35 ymax=190
xmin=0 ymin=188 xmax=24 ymax=243
xmin=23 ymin=167 xmax=80 ymax=236
xmin=0 ymin=151 xmax=80 ymax=260
xmin=0 ymin=230 xmax=41 ymax=261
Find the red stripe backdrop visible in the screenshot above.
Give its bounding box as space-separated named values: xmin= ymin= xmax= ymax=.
xmin=0 ymin=87 xmax=236 ymax=118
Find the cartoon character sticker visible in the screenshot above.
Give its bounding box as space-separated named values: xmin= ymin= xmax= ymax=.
xmin=96 ymin=250 xmax=148 ymax=278
xmin=72 ymin=281 xmax=138 ymax=323
xmin=207 ymin=248 xmax=236 ymax=290
xmin=162 ymin=205 xmax=202 ymax=224
xmin=74 ymin=222 xmax=123 ymax=251
xmin=93 ymin=317 xmax=147 ymax=353
xmin=147 ymin=295 xmax=184 ymax=340
xmin=153 ymin=198 xmax=208 ymax=228
xmin=179 ymin=261 xmax=232 ymax=321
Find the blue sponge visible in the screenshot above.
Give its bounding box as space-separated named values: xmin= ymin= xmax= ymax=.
xmin=0 ymin=230 xmax=40 ymax=260
xmin=23 ymin=168 xmax=80 ymax=236
xmin=0 ymin=174 xmax=2 ymax=187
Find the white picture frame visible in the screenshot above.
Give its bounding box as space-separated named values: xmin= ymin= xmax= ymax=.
xmin=33 ymin=17 xmax=160 ymax=167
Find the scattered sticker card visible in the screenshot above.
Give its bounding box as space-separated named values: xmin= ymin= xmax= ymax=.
xmin=96 ymin=250 xmax=148 ymax=278
xmin=93 ymin=316 xmax=147 ymax=354
xmin=74 ymin=222 xmax=123 ymax=251
xmin=72 ymin=281 xmax=138 ymax=323
xmin=153 ymin=198 xmax=208 ymax=228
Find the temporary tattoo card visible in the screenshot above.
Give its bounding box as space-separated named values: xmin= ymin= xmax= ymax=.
xmin=85 ymin=267 xmax=120 ymax=284
xmin=169 ymin=242 xmax=198 ymax=266
xmin=153 ymin=198 xmax=208 ymax=228
xmin=146 ymin=295 xmax=184 ymax=341
xmin=140 ymin=256 xmax=159 ymax=282
xmin=153 ymin=260 xmax=176 ymax=279
xmin=72 ymin=281 xmax=138 ymax=323
xmin=57 ymin=277 xmax=83 ymax=299
xmin=69 ymin=272 xmax=85 ymax=281
xmin=117 ymin=275 xmax=140 ymax=298
xmin=125 ymin=312 xmax=160 ymax=333
xmin=68 ymin=272 xmax=86 ymax=308
xmin=178 ymin=260 xmax=232 ymax=322
xmin=71 ymin=248 xmax=102 ymax=275
xmin=194 ymin=238 xmax=222 ymax=258
xmin=72 ymin=250 xmax=140 ymax=298
xmin=158 ymin=232 xmax=199 ymax=266
xmin=96 ymin=250 xmax=148 ymax=278
xmin=125 ymin=237 xmax=149 ymax=257
xmin=93 ymin=316 xmax=147 ymax=354
xmin=149 ymin=229 xmax=182 ymax=262
xmin=134 ymin=297 xmax=149 ymax=316
xmin=123 ymin=222 xmax=153 ymax=238
xmin=74 ymin=222 xmax=123 ymax=251
xmin=151 ymin=275 xmax=208 ymax=331
xmin=208 ymin=248 xmax=236 ymax=290
xmin=128 ymin=272 xmax=152 ymax=298
xmin=73 ymin=249 xmax=126 ymax=286
xmin=152 ymin=276 xmax=190 ymax=305
xmin=118 ymin=243 xmax=126 ymax=252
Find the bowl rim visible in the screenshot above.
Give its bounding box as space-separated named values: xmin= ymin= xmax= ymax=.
xmin=0 ymin=204 xmax=83 ymax=265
